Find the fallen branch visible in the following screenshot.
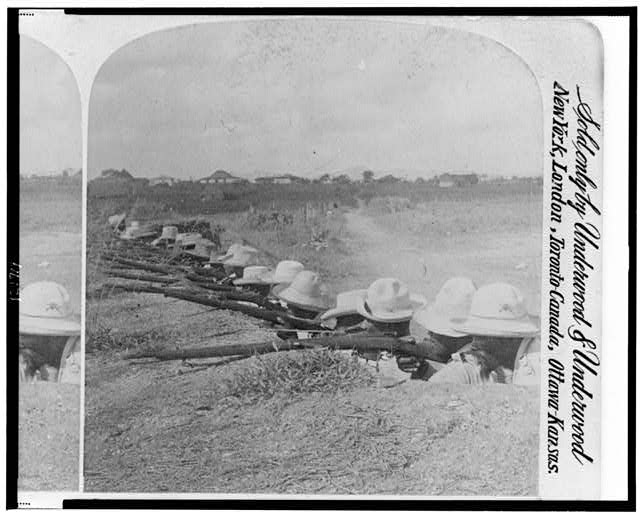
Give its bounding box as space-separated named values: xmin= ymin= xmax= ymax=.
xmin=109 ymin=256 xmax=174 ymax=275
xmin=163 ymin=289 xmax=285 ymax=324
xmin=104 ymin=269 xmax=180 ymax=284
xmin=103 ymin=281 xmax=167 ymax=295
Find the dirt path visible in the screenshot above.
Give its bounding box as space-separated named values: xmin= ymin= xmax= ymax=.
xmin=342 ymin=209 xmax=426 ymax=290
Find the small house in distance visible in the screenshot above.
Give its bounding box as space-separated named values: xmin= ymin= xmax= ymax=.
xmin=149 ymin=175 xmax=178 ymax=187
xmin=198 ymin=169 xmax=245 ymax=184
xmin=254 ymin=174 xmax=305 ymax=185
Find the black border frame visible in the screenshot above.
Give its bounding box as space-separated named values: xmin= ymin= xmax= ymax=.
xmin=6 ymin=6 xmax=636 ymax=511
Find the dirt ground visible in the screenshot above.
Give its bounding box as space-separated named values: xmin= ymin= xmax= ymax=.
xmin=84 ymin=193 xmax=541 ymax=496
xmin=19 ymin=384 xmax=80 ymax=491
xmin=19 ymin=185 xmax=82 ymax=491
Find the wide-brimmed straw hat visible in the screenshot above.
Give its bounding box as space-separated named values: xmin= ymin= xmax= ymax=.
xmin=183 ymin=239 xmax=216 ymax=259
xmin=450 ymin=282 xmax=539 ymax=337
xmin=224 ymin=245 xmax=260 ymax=267
xmin=356 ymin=278 xmax=427 ymax=323
xmin=119 ymin=220 xmax=156 ymax=240
xmin=214 ymin=243 xmax=243 ymax=262
xmin=272 ymin=270 xmax=332 ymax=312
xmin=320 ymin=289 xmax=367 ymax=320
xmin=108 ymin=213 xmax=126 ymax=230
xmin=176 ymin=232 xmax=203 ymax=248
xmin=262 ymin=260 xmax=305 ymax=285
xmin=19 ymin=281 xmax=81 ymax=336
xmin=233 ymin=266 xmax=272 ymax=285
xmin=151 ymin=225 xmax=178 ymax=246
xmin=412 ymin=277 xmax=477 ymax=337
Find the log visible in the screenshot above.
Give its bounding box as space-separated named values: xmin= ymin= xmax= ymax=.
xmin=162 ymin=289 xmax=322 ymax=328
xmin=110 ymin=256 xmax=173 ymax=275
xmin=99 ymin=279 xmax=321 ymax=327
xmin=104 ymin=269 xmax=180 ymax=284
xmin=122 ymin=334 xmax=436 ymax=361
xmin=163 ymin=289 xmax=285 ymax=324
xmin=183 ymin=282 xmax=285 ymax=311
xmin=104 ymin=281 xmax=167 ymax=295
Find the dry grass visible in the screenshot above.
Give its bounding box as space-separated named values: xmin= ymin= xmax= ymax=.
xmin=369 ymin=191 xmax=542 ymax=237
xmin=219 ymin=350 xmax=375 ymax=405
xmin=86 ymin=324 xmax=172 ymax=354
xmin=19 ymin=384 xmax=80 ymax=491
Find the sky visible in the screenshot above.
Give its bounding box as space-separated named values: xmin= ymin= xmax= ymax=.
xmin=20 ymin=36 xmax=81 ymax=176
xmin=89 ymin=19 xmax=543 ymax=180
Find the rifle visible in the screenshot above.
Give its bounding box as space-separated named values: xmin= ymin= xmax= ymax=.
xmin=122 ymin=333 xmax=433 ymax=362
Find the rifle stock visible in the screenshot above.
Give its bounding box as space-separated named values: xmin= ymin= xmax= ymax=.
xmin=123 ymin=334 xmax=435 ymax=362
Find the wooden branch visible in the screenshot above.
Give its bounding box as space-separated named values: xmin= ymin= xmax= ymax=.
xmin=163 ymin=289 xmax=284 ymax=323
xmin=104 ymin=269 xmax=180 ymax=284
xmin=108 ymin=256 xmax=174 ymax=275
xmin=102 ymin=281 xmax=166 ymax=295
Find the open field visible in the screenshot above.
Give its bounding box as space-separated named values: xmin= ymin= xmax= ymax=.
xmin=85 ymin=183 xmax=542 ymax=495
xmin=20 ymin=180 xmax=82 ymax=234
xmin=19 ymin=180 xmax=82 ymax=491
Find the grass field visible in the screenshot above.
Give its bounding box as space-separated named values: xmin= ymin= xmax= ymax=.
xmin=84 ymin=182 xmax=542 ymax=495
xmin=19 ymin=180 xmax=82 ymax=491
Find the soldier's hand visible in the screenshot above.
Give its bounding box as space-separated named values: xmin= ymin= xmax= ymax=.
xmin=396 ymin=355 xmax=420 ymax=373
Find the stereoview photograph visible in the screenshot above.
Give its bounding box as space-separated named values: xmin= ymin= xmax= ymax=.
xmin=83 ymin=18 xmax=543 ymax=495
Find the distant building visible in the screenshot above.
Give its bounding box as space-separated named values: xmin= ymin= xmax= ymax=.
xmin=149 ymin=175 xmax=177 ymax=186
xmin=100 ymin=168 xmax=134 ymax=181
xmin=198 ymin=169 xmax=244 ymax=184
xmin=255 ymin=174 xmax=304 ymax=185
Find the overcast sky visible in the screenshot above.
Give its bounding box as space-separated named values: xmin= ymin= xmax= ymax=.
xmin=20 ymin=36 xmax=81 ymax=176
xmin=89 ymin=19 xmax=542 ymax=180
